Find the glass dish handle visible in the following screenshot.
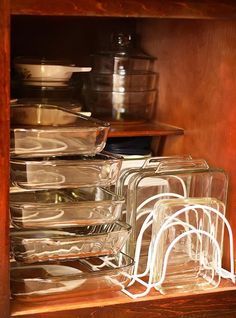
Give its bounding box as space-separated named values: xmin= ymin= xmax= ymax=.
xmin=155 ymin=159 xmax=209 ymax=173
xmin=142 ymin=155 xmax=192 ymax=169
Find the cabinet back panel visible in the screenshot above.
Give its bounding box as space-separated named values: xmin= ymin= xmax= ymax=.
xmin=139 ymin=19 xmax=236 ymax=268
xmin=11 ymin=16 xmax=136 ymax=64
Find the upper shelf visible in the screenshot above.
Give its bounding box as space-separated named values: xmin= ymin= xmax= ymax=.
xmin=10 ymin=0 xmax=236 ymax=19
xmin=108 ymin=121 xmax=183 ymax=138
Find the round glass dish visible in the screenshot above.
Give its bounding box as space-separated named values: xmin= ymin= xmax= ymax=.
xmin=83 ymin=89 xmax=157 ymax=122
xmin=85 ymin=72 xmax=158 ymax=92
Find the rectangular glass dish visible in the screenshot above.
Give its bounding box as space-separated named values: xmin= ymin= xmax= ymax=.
xmin=10 ymin=187 xmax=124 ymax=229
xmin=10 ymin=104 xmax=110 ymax=157
xmin=10 ymin=252 xmax=134 ymax=302
xmin=10 ymin=221 xmax=131 ymax=263
xmin=151 ymin=197 xmax=226 ymax=294
xmin=10 ymin=152 xmax=122 ymax=189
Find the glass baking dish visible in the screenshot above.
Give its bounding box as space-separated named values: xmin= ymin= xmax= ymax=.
xmin=10 ymin=104 xmax=110 ymax=157
xmin=10 ymin=252 xmax=134 ymax=302
xmin=10 ymin=221 xmax=131 ymax=263
xmin=83 ymin=89 xmax=156 ymax=121
xmin=10 ymin=187 xmax=124 ymax=229
xmin=121 ymin=158 xmax=228 ymax=261
xmin=91 ymin=54 xmax=155 ymax=75
xmin=151 ymin=197 xmax=226 ymax=294
xmin=86 ymin=72 xmax=158 ymax=92
xmin=10 ymin=152 xmax=122 ymax=189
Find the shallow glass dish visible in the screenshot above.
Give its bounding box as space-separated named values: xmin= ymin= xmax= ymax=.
xmin=12 ymin=85 xmax=83 ymax=110
xmin=10 ymin=152 xmax=122 ymax=189
xmin=10 ymin=187 xmax=124 ymax=229
xmin=10 ymin=104 xmax=110 ymax=157
xmin=86 ymin=72 xmax=157 ymax=92
xmin=83 ymin=89 xmax=156 ymax=121
xmin=10 ymin=221 xmax=131 ymax=263
xmin=10 ymin=252 xmax=134 ymax=302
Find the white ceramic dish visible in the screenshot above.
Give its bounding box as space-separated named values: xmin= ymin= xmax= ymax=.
xmin=14 ymin=58 xmax=91 ymax=82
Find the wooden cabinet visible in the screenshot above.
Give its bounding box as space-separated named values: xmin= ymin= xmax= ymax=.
xmin=2 ymin=1 xmax=236 ymax=317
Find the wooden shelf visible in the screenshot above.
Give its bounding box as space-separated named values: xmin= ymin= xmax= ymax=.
xmin=10 ymin=0 xmax=236 ymax=19
xmin=10 ymin=280 xmax=236 ymax=318
xmin=108 ymin=122 xmax=183 ymax=138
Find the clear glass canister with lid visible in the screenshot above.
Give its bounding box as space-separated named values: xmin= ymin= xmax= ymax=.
xmin=90 ymin=33 xmax=156 ymax=75
xmin=83 ymin=33 xmax=158 ymax=122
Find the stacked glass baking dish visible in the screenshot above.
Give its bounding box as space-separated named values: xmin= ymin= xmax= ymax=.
xmin=9 ymin=103 xmax=134 ymax=301
xmin=115 ymin=157 xmax=235 ymax=297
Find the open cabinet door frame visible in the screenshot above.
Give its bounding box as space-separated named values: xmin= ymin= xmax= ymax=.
xmin=0 ymin=0 xmax=10 ymax=316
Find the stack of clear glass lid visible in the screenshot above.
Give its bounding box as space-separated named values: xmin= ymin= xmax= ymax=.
xmin=83 ymin=33 xmax=157 ymax=122
xmin=11 ymin=57 xmax=92 ymax=111
xmin=9 ymin=103 xmax=134 ymax=302
xmin=114 ymin=156 xmax=235 ymax=298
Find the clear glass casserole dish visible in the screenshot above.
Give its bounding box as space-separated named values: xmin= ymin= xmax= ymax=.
xmin=10 ymin=104 xmax=110 ymax=157
xmin=11 ymin=85 xmax=83 ymax=111
xmin=10 ymin=152 xmax=122 ymax=189
xmin=10 ymin=252 xmax=134 ymax=302
xmin=83 ymin=89 xmax=156 ymax=121
xmin=125 ymin=159 xmax=228 ymax=259
xmin=10 ymin=187 xmax=124 ymax=229
xmin=151 ymin=198 xmax=226 ymax=294
xmin=10 ymin=221 xmax=131 ymax=263
xmin=85 ymin=72 xmax=157 ymax=92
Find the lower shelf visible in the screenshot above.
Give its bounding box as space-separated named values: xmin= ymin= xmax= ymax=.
xmin=10 ymin=279 xmax=236 ymax=318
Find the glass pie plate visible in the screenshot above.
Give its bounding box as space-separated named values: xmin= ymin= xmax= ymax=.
xmin=10 ymin=104 xmax=110 ymax=157
xmin=10 ymin=252 xmax=134 ymax=302
xmin=10 ymin=152 xmax=122 ymax=189
xmin=10 ymin=221 xmax=131 ymax=263
xmin=10 ymin=187 xmax=124 ymax=229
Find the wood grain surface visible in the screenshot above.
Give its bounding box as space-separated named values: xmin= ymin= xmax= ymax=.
xmin=10 ymin=0 xmax=236 ymax=18
xmin=139 ymin=18 xmax=236 ymax=269
xmin=10 ymin=282 xmax=236 ymax=318
xmin=0 ymin=0 xmax=10 ymax=317
xmin=108 ymin=122 xmax=183 ymax=137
